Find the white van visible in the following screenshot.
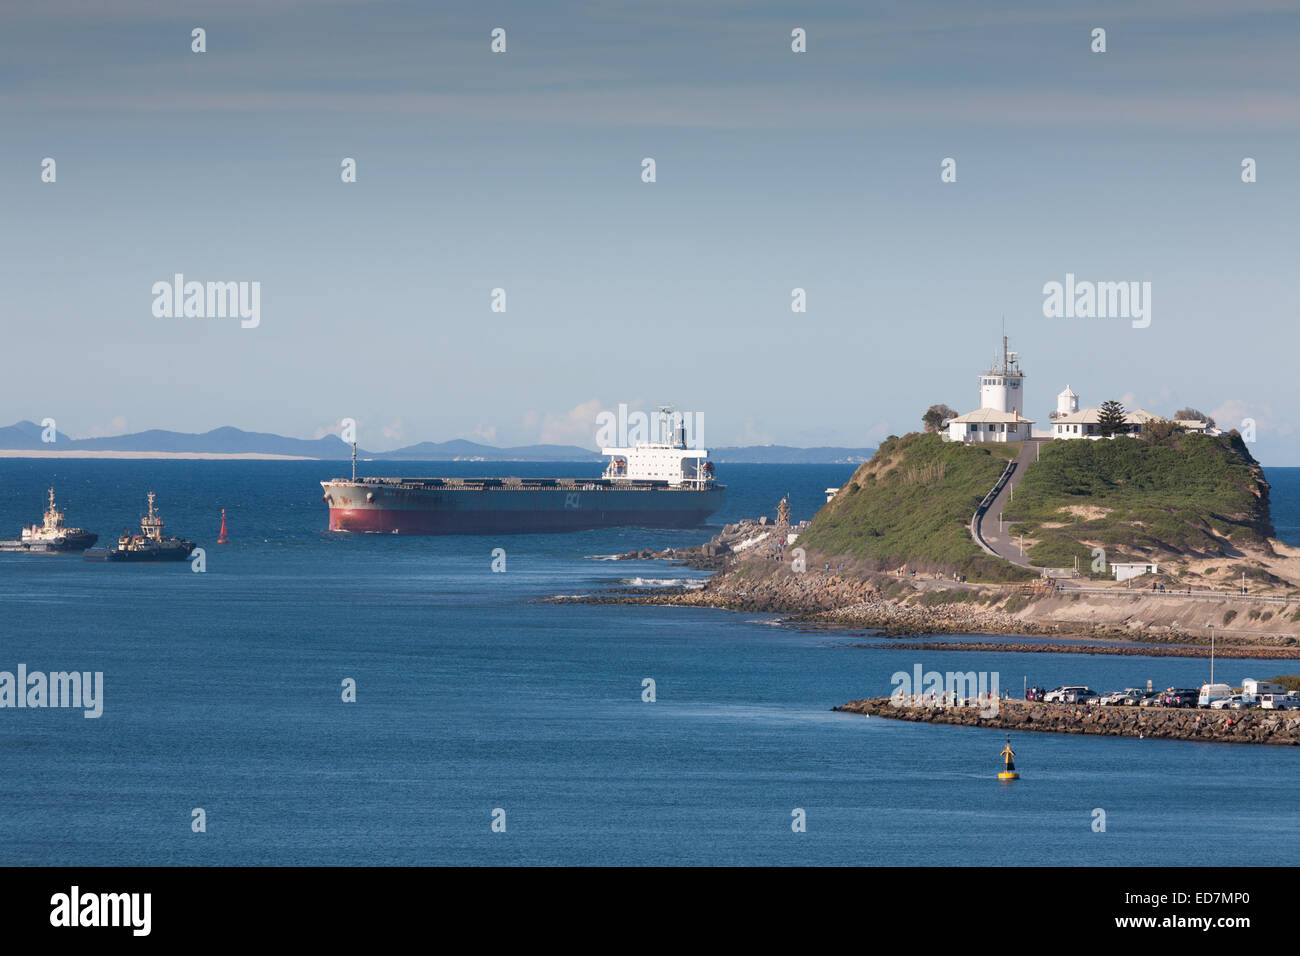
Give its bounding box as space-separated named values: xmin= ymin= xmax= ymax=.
xmin=1197 ymin=683 xmax=1233 ymax=708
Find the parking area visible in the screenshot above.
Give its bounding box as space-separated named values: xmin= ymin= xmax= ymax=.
xmin=1023 ymin=679 xmax=1300 ymax=711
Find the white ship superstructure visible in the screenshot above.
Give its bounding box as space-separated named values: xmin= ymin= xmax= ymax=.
xmin=601 ymin=406 xmax=714 ymax=488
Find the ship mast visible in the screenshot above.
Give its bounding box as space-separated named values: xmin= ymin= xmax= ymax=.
xmin=352 ymin=440 xmax=357 ymax=482
xmin=142 ymin=491 xmax=164 ymax=541
xmin=42 ymin=487 xmax=64 ymax=532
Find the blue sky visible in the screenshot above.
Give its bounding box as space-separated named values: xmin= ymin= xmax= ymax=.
xmin=2 ymin=1 xmax=1297 ymax=460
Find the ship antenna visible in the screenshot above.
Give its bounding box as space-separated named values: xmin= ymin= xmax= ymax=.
xmin=352 ymin=440 xmax=357 ymax=482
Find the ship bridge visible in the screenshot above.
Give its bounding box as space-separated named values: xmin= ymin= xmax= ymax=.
xmin=601 ymin=442 xmax=712 ymax=486
xmin=600 ymin=403 xmax=715 ymax=488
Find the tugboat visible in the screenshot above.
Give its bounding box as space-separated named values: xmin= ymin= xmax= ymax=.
xmin=0 ymin=488 xmax=98 ymax=552
xmin=83 ymin=492 xmax=195 ymax=562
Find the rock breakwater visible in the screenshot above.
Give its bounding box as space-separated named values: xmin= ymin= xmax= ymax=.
xmin=835 ymin=697 xmax=1300 ymax=745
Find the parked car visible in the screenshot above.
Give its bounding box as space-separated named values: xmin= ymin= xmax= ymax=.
xmin=1034 ymin=686 xmax=1097 ymax=702
xmin=1044 ymin=687 xmax=1100 ymax=704
xmin=1162 ymin=689 xmax=1199 ymax=709
xmin=1210 ymin=695 xmax=1247 ymax=710
xmin=1100 ymin=689 xmax=1145 ymax=706
xmin=1138 ymin=692 xmax=1163 ymax=707
xmin=1259 ymin=694 xmax=1300 ymax=711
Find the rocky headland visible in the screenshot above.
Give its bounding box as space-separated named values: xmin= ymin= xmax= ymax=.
xmin=561 ymin=431 xmax=1300 ymax=657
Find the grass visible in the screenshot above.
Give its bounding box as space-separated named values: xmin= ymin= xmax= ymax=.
xmin=1004 ymin=431 xmax=1271 ymax=571
xmin=797 ymin=432 xmax=1034 ymax=582
xmin=1003 ymin=594 xmax=1028 ymax=614
xmin=914 ymin=588 xmax=981 ymax=606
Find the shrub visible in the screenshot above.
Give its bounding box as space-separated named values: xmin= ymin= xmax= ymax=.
xmin=1007 ymin=434 xmax=1272 ymax=568
xmin=797 ymin=433 xmax=1035 ymax=583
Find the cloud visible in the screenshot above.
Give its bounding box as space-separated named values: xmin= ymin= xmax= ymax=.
xmin=865 ymin=421 xmax=893 ymax=442
xmin=471 ymin=423 xmax=498 ymax=443
xmin=381 ymin=419 xmax=404 ymax=441
xmin=16 ymin=86 xmax=1300 ymax=133
xmin=87 ymin=416 xmax=127 ymax=438
xmin=737 ymin=419 xmax=774 ymax=446
xmin=536 ymin=398 xmax=606 ymax=447
xmin=1210 ymin=399 xmax=1292 ymax=438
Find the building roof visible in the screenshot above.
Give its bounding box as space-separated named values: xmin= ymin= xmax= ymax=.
xmin=948 ymin=408 xmax=1035 ymax=424
xmin=1052 ymin=407 xmax=1159 ymax=426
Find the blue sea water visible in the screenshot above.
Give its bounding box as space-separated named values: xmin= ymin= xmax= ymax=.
xmin=1 ymin=460 xmax=1298 ymax=866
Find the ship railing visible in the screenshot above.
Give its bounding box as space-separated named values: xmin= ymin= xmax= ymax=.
xmin=339 ymin=474 xmax=723 ymax=493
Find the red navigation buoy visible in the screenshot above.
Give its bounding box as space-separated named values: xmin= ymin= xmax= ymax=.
xmin=217 ymin=509 xmax=229 ymax=544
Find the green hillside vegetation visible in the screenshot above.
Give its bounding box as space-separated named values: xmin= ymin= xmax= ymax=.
xmin=1005 ymin=430 xmax=1271 ymax=571
xmin=797 ymin=432 xmax=1033 ymax=582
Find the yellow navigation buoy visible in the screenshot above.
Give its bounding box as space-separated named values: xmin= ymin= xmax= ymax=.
xmin=998 ymin=735 xmax=1020 ymax=780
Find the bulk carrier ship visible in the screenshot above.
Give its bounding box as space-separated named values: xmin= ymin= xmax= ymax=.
xmin=321 ymin=409 xmax=725 ymax=535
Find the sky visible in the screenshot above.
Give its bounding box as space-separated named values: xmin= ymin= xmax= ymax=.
xmin=1 ymin=1 xmax=1297 ymax=461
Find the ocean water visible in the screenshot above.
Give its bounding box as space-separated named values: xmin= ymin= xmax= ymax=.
xmin=1 ymin=460 xmax=1298 ymax=866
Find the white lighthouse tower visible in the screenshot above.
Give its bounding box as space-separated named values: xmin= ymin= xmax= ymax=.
xmin=944 ymin=334 xmax=1035 ymax=443
xmin=1056 ymin=385 xmax=1079 ymax=418
xmin=978 ymin=335 xmax=1025 ymax=416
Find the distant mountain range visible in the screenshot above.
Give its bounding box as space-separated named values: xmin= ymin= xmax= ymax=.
xmin=711 ymin=445 xmax=872 ymax=464
xmin=0 ymin=421 xmax=873 ymax=464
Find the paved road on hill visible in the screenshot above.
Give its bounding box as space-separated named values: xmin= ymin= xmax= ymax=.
xmin=975 ymin=440 xmax=1044 ymax=570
